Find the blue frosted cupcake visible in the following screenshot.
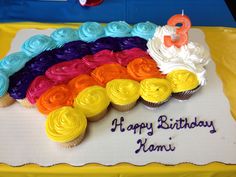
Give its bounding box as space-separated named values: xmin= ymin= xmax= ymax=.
xmin=105 ymin=21 xmax=132 ymax=37
xmin=21 ymin=34 xmax=57 ymax=57
xmin=131 ymin=21 xmax=157 ymax=40
xmin=0 ymin=70 xmax=14 ymax=107
xmin=0 ymin=52 xmax=30 ymax=77
xmin=77 ymin=22 xmax=105 ymax=42
xmin=51 ymin=28 xmax=79 ymax=47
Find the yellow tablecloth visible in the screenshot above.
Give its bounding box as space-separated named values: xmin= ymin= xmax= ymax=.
xmin=0 ymin=22 xmax=235 ymax=177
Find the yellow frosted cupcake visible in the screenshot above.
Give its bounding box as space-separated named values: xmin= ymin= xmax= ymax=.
xmin=166 ymin=70 xmax=200 ymax=100
xmin=140 ymin=78 xmax=172 ymax=108
xmin=106 ymin=79 xmax=140 ymax=111
xmin=46 ymin=106 xmax=87 ymax=148
xmin=74 ymin=86 xmax=110 ymax=122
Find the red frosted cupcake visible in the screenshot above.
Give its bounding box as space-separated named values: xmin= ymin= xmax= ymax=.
xmin=115 ymin=48 xmax=149 ymax=66
xmin=46 ymin=59 xmax=92 ymax=84
xmin=82 ymin=49 xmax=117 ymax=69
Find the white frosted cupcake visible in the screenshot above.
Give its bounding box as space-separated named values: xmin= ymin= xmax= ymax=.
xmin=147 ymin=25 xmax=210 ymax=86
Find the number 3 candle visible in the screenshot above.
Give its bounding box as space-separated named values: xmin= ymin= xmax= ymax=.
xmin=164 ymin=13 xmax=191 ymax=48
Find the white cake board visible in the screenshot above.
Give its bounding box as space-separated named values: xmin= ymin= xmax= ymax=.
xmin=0 ymin=28 xmax=236 ymax=166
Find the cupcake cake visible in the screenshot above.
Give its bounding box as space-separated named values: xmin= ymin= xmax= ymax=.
xmin=77 ymin=22 xmax=105 ymax=42
xmin=74 ymin=86 xmax=110 ymax=122
xmin=106 ymin=79 xmax=140 ymax=111
xmin=50 ymin=28 xmax=79 ymax=47
xmin=37 ymin=85 xmax=74 ymax=115
xmin=166 ymin=69 xmax=200 ymax=100
xmin=46 ymin=106 xmax=87 ymax=148
xmin=82 ymin=50 xmax=117 ymax=69
xmin=91 ymin=63 xmax=132 ymax=86
xmin=26 ymin=76 xmax=56 ymax=105
xmin=140 ymin=78 xmax=172 ymax=108
xmin=127 ymin=57 xmax=165 ymax=81
xmin=115 ymin=48 xmax=149 ymax=67
xmin=68 ymin=74 xmax=99 ymax=98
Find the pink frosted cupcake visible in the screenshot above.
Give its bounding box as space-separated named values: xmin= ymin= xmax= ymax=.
xmin=26 ymin=76 xmax=56 ymax=105
xmin=45 ymin=59 xmax=93 ymax=84
xmin=115 ymin=48 xmax=150 ymax=66
xmin=82 ymin=49 xmax=117 ymax=69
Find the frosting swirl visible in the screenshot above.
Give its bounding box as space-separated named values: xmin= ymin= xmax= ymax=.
xmin=25 ymin=51 xmax=57 ymax=75
xmin=21 ymin=34 xmax=57 ymax=57
xmin=166 ymin=70 xmax=199 ymax=93
xmin=105 ymin=21 xmax=131 ymax=37
xmin=51 ymin=28 xmax=79 ymax=47
xmin=106 ymin=79 xmax=140 ymax=105
xmin=46 ymin=106 xmax=87 ymax=143
xmin=118 ymin=37 xmax=148 ymax=51
xmin=127 ymin=57 xmax=165 ymax=81
xmin=91 ymin=63 xmax=131 ymax=86
xmin=115 ymin=48 xmax=149 ymax=66
xmin=0 ymin=70 xmax=9 ymax=97
xmin=53 ymin=40 xmax=91 ymax=61
xmin=131 ymin=21 xmax=157 ymax=40
xmin=26 ymin=76 xmax=55 ymax=104
xmin=154 ymin=25 xmax=176 ymax=43
xmin=90 ymin=37 xmax=120 ymax=54
xmin=68 ymin=74 xmax=99 ymax=98
xmin=8 ymin=68 xmax=36 ymax=99
xmin=0 ymin=52 xmax=30 ymax=76
xmin=140 ymin=78 xmax=172 ymax=103
xmin=46 ymin=59 xmax=92 ymax=84
xmin=82 ymin=50 xmax=117 ymax=69
xmin=147 ymin=26 xmax=210 ymax=85
xmin=74 ymin=86 xmax=110 ymax=117
xmin=36 ymin=85 xmax=73 ymax=115
xmin=78 ymin=22 xmax=105 ymax=42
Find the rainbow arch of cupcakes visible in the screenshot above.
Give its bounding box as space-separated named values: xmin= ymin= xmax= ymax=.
xmin=0 ymin=21 xmax=157 ymax=107
xmin=42 ymin=55 xmax=199 ymax=147
xmin=0 ymin=21 xmax=201 ymax=147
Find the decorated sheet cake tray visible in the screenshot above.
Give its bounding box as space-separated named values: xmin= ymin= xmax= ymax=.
xmin=0 ymin=15 xmax=236 ymax=169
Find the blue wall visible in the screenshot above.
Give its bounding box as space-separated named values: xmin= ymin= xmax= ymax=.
xmin=0 ymin=0 xmax=235 ymax=27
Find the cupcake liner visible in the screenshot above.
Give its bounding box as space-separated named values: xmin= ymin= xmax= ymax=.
xmin=141 ymin=96 xmax=171 ymax=108
xmin=17 ymin=98 xmax=35 ymax=108
xmin=87 ymin=108 xmax=108 ymax=122
xmin=111 ymin=101 xmax=137 ymax=112
xmin=60 ymin=131 xmax=86 ymax=148
xmin=172 ymin=85 xmax=201 ymax=100
xmin=0 ymin=93 xmax=15 ymax=107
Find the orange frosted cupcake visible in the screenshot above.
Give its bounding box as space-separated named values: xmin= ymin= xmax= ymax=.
xmin=127 ymin=57 xmax=165 ymax=81
xmin=68 ymin=74 xmax=99 ymax=98
xmin=36 ymin=85 xmax=73 ymax=115
xmin=91 ymin=63 xmax=132 ymax=86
